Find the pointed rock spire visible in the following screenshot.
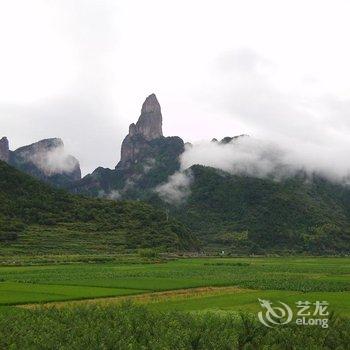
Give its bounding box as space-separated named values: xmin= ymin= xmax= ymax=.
xmin=135 ymin=93 xmax=163 ymax=141
xmin=117 ymin=94 xmax=164 ymax=169
xmin=141 ymin=93 xmax=161 ymax=115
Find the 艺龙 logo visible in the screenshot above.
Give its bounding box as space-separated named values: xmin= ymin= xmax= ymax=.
xmin=257 ymin=299 xmax=329 ymax=328
xmin=257 ymin=298 xmax=293 ymax=327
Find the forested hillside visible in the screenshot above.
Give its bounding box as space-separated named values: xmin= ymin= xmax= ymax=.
xmin=170 ymin=165 xmax=350 ymax=254
xmin=0 ymin=161 xmax=197 ymax=255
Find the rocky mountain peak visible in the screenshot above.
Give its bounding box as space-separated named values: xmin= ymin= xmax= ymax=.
xmin=12 ymin=138 xmax=81 ymax=184
xmin=0 ymin=137 xmax=9 ymax=162
xmin=220 ymin=134 xmax=249 ymax=144
xmin=135 ymin=93 xmax=163 ymax=141
xmin=117 ymin=94 xmax=164 ymax=169
xmin=14 ymin=138 xmax=64 ymax=157
xmin=141 ymin=93 xmax=161 ymax=115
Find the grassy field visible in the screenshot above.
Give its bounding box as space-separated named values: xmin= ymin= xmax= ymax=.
xmin=1 ymin=303 xmax=349 ymax=350
xmin=0 ymin=256 xmax=348 ymax=349
xmin=0 ymin=257 xmax=348 ymax=313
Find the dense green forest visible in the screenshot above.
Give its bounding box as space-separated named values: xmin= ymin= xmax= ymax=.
xmin=168 ymin=165 xmax=350 ymax=254
xmin=0 ymin=161 xmax=197 ymax=254
xmin=1 ymin=159 xmax=350 ymax=255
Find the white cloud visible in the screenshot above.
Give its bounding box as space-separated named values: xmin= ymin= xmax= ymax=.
xmin=31 ymin=147 xmax=78 ymax=176
xmin=156 ymin=134 xmax=350 ymax=204
xmin=107 ymin=190 xmax=122 ymax=200
xmin=181 ymin=136 xmax=350 ymax=183
xmin=155 ymin=171 xmax=193 ymax=205
xmin=98 ymin=189 xmax=122 ymax=201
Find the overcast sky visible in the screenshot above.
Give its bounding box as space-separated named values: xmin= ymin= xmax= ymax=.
xmin=1 ymin=0 xmax=350 ymax=175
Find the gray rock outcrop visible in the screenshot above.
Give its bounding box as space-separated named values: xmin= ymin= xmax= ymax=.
xmin=134 ymin=93 xmax=163 ymax=141
xmin=11 ymin=138 xmax=81 ymax=186
xmin=117 ymin=94 xmax=164 ymax=169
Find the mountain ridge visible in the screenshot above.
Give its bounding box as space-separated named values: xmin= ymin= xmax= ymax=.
xmin=2 ymin=94 xmax=350 ymax=254
xmin=0 ymin=137 xmax=81 ymax=187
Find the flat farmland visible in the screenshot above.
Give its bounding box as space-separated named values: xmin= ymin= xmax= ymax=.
xmin=0 ymin=257 xmax=349 ymax=349
xmin=0 ymin=257 xmax=348 ymax=314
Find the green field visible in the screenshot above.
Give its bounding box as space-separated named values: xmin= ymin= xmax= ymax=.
xmin=0 ymin=256 xmax=348 ymax=349
xmin=0 ymin=257 xmax=348 ymax=313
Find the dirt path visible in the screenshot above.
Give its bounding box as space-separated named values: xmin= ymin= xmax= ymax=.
xmin=19 ymin=286 xmax=248 ymax=309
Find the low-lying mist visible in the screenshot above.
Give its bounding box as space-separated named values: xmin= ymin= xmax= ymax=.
xmin=181 ymin=136 xmax=350 ymax=182
xmin=156 ymin=135 xmax=350 ymax=205
xmin=30 ymin=147 xmax=78 ymax=176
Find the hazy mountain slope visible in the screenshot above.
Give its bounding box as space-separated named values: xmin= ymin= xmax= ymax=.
xmin=15 ymin=94 xmax=348 ymax=254
xmin=72 ymin=136 xmax=184 ymax=198
xmin=0 ymin=137 xmax=81 ymax=188
xmin=71 ymin=94 xmax=184 ymax=198
xmin=0 ymin=161 xmax=197 ymax=254
xmin=170 ymin=165 xmax=350 ymax=254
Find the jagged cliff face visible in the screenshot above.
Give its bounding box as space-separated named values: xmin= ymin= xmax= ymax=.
xmin=3 ymin=137 xmax=81 ymax=187
xmin=116 ymin=94 xmax=163 ymax=169
xmin=13 ymin=138 xmax=64 ymax=173
xmin=72 ymin=94 xmax=184 ymax=197
xmin=134 ymin=93 xmax=163 ymax=141
xmin=0 ymin=137 xmax=9 ymax=162
xmin=117 ymin=94 xmax=164 ymax=170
